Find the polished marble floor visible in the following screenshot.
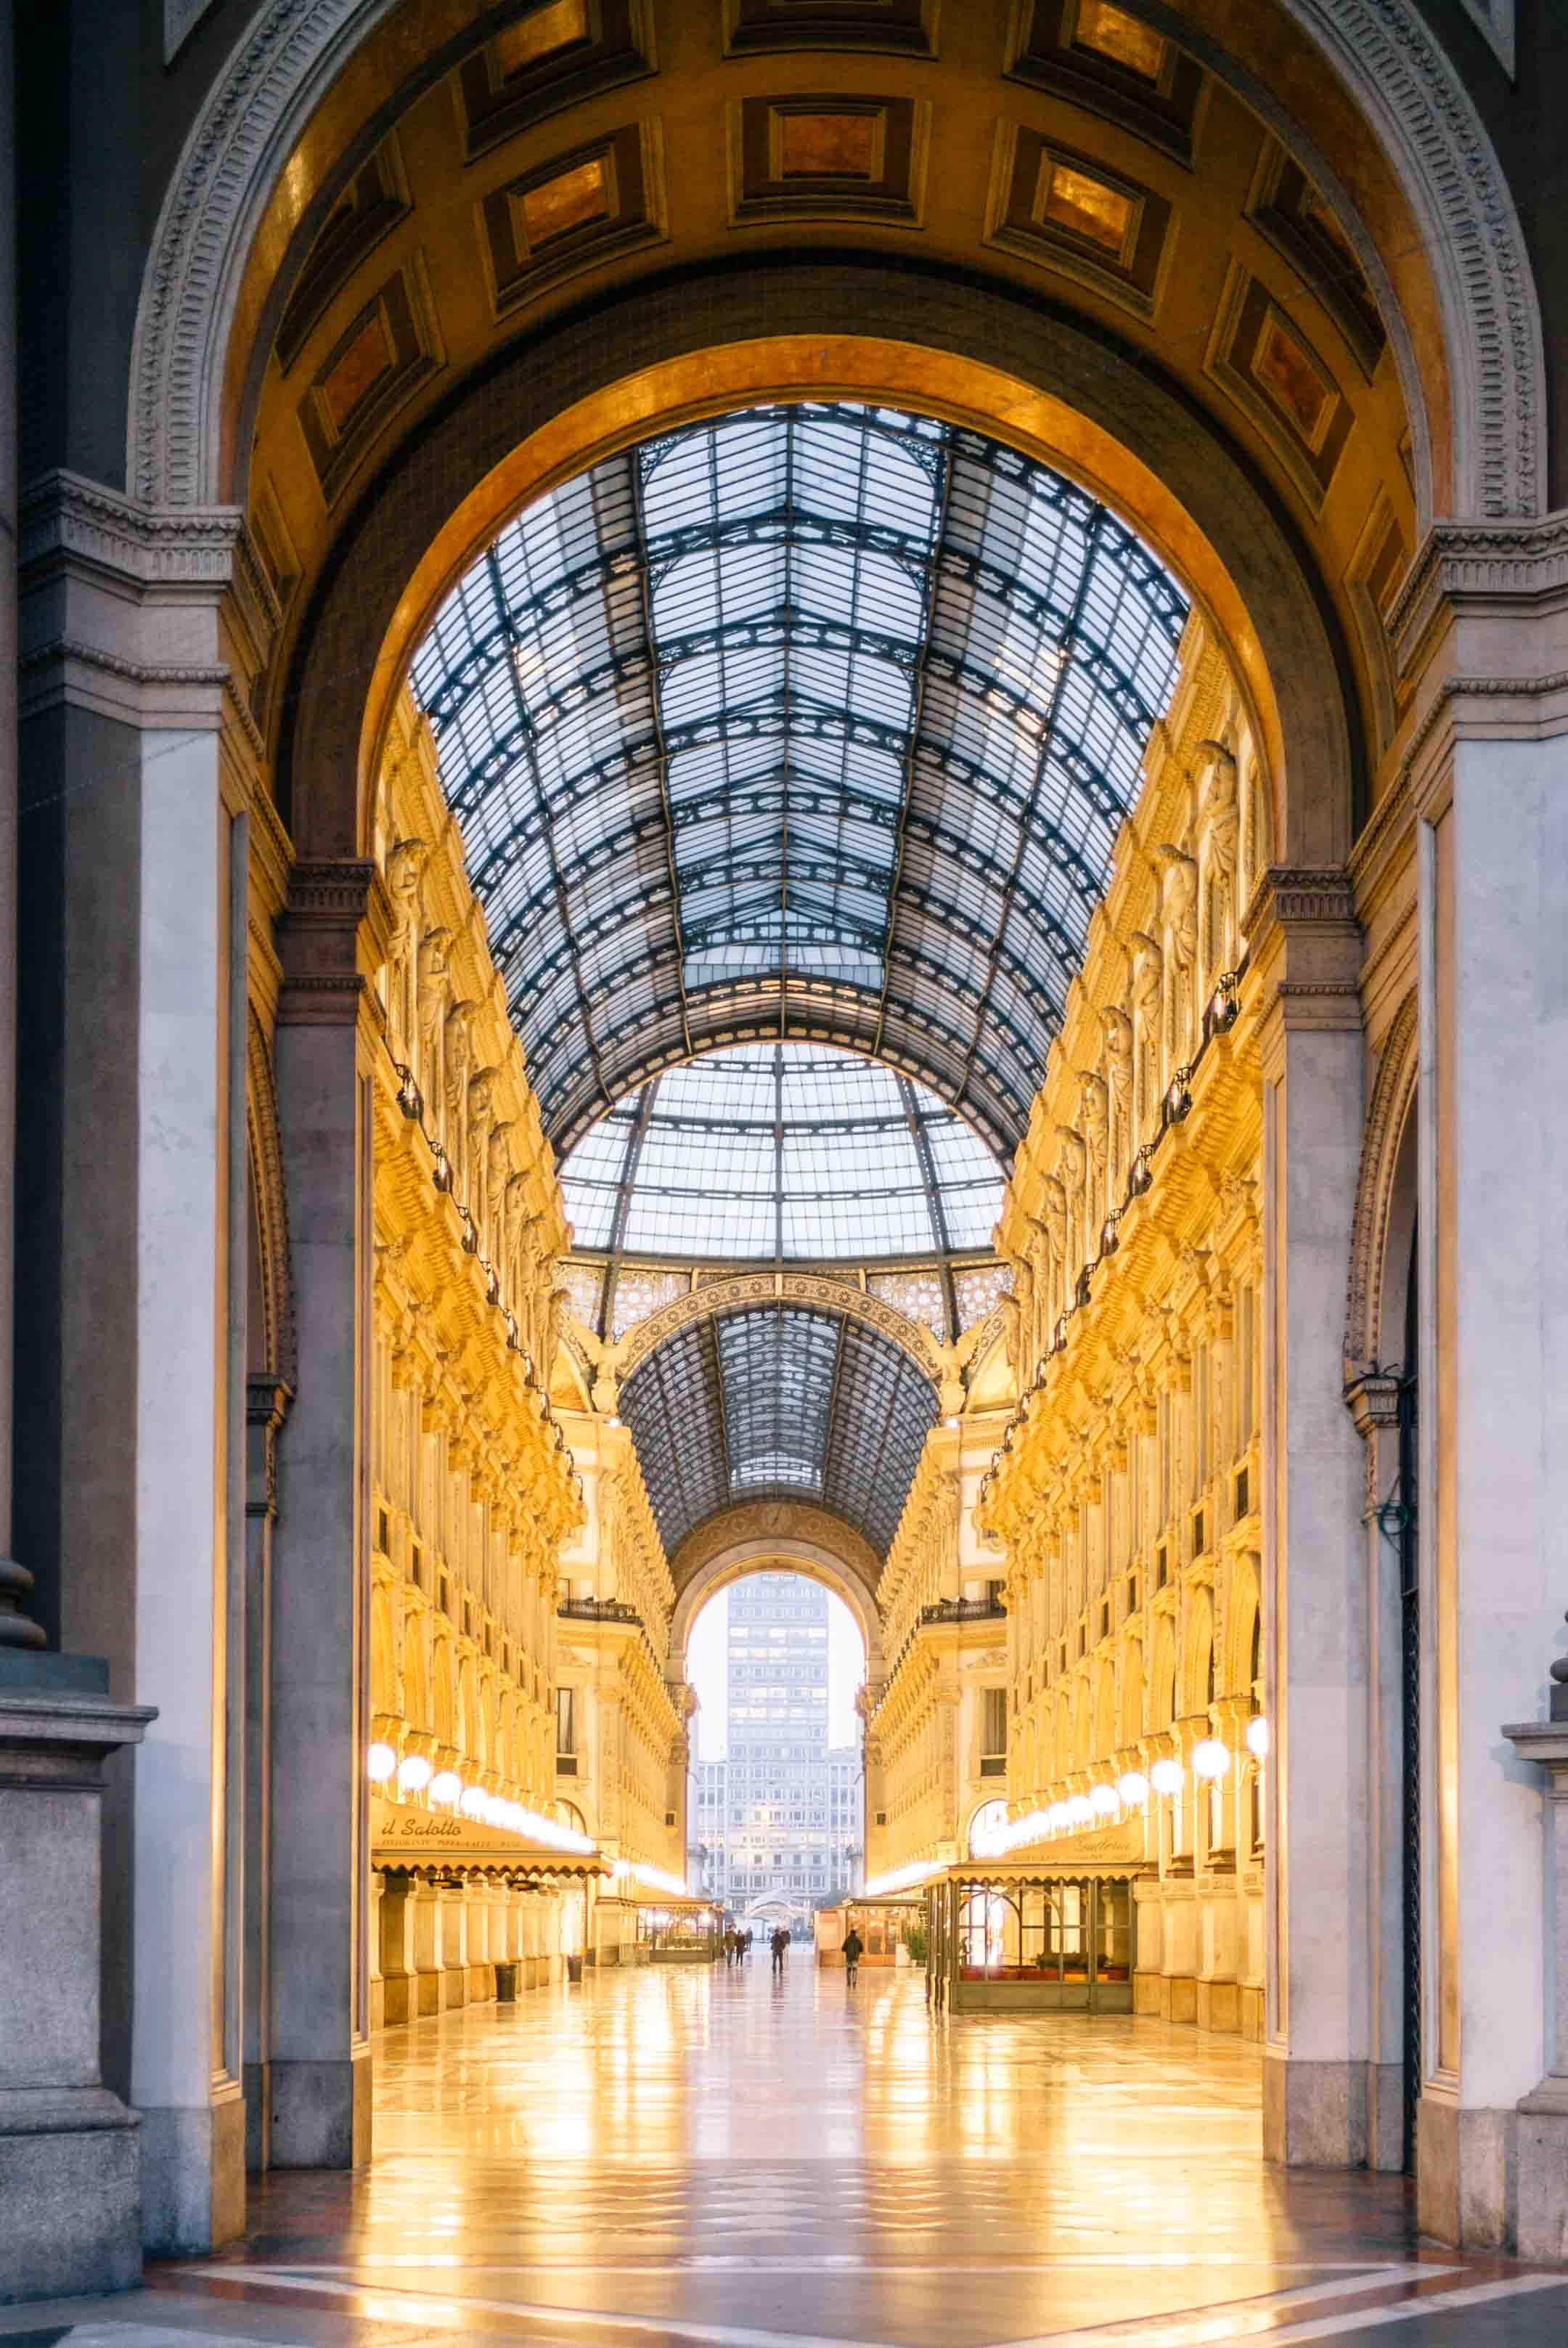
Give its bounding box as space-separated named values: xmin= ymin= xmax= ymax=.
xmin=6 ymin=1960 xmax=1567 ymax=2347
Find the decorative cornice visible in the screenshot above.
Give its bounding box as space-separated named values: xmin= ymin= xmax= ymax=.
xmin=616 ymin=1269 xmax=942 ymax=1382
xmin=670 ymin=1499 xmax=882 ymax=1597
xmin=1343 ymin=987 xmax=1417 ymax=1380
xmin=1285 ymin=1 xmax=1540 ymax=518
xmin=19 ymin=468 xmax=242 ymax=586
xmin=278 ymin=856 xmax=393 ymax=1019
xmin=131 ymin=0 xmax=1541 ymax=527
xmin=19 ymin=635 xmax=228 ymax=691
xmin=1243 ymin=865 xmax=1357 ymax=942
xmin=1390 ymin=512 xmax=1568 ymax=671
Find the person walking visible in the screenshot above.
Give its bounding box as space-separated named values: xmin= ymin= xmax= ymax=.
xmin=842 ymin=1924 xmax=864 ymax=1989
xmin=723 ymin=1926 xmax=737 ymax=1968
xmin=770 ymin=1925 xmax=788 ymax=1977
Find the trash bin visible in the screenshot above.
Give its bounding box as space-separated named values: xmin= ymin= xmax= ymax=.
xmin=494 ymin=1962 xmax=518 ymax=2002
xmin=567 ymin=1954 xmax=583 ymax=1984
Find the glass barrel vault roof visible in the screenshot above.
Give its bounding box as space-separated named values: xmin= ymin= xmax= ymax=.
xmin=559 ymin=1041 xmax=1003 ymax=1263
xmin=411 ymin=402 xmax=1188 ymax=1162
xmin=619 ymin=1303 xmax=939 ymax=1558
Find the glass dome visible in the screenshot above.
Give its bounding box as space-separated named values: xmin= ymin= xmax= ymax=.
xmin=558 ymin=1042 xmax=1004 ymax=1263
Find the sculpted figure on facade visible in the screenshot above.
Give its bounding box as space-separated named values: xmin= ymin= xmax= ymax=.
xmin=383 ymin=839 xmax=426 ymax=1072
xmin=1129 ymin=932 xmax=1163 ymax=1143
xmin=1038 ymin=1176 xmax=1068 ymax=1336
xmin=486 ymin=1120 xmax=514 ymax=1270
xmin=1195 ymin=741 xmax=1240 ymax=987
xmin=1079 ymin=1073 xmax=1109 ymax=1235
xmin=443 ymin=1002 xmax=476 ymax=1188
xmin=467 ymin=1068 xmax=500 ymax=1240
xmin=1055 ymin=1127 xmax=1088 ymax=1271
xmin=1157 ymin=847 xmax=1200 ymax=1068
xmin=416 ymin=926 xmax=451 ymax=1114
xmin=1101 ymin=1006 xmax=1134 ymax=1199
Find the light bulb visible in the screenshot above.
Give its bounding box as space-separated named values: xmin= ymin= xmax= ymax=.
xmin=428 ymin=1770 xmax=462 ymax=1806
xmin=1048 ymin=1801 xmax=1071 ymax=1833
xmin=1090 ymin=1784 xmax=1118 ymax=1815
xmin=1246 ymin=1715 xmax=1270 ymax=1758
xmin=1150 ymin=1758 xmax=1185 ymax=1796
xmin=367 ymin=1742 xmax=396 ymax=1784
xmin=1067 ymin=1793 xmax=1095 ymax=1827
xmin=460 ymin=1785 xmax=489 ymax=1819
xmin=1193 ymin=1738 xmax=1231 ymax=1780
xmin=396 ymin=1753 xmax=432 ymax=1793
xmin=1117 ymin=1771 xmax=1150 ymax=1806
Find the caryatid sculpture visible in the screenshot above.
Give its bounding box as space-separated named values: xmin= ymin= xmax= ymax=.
xmin=383 ymin=839 xmax=426 ymax=1071
xmin=1195 ymin=739 xmax=1240 ymax=985
xmin=1038 ymin=1175 xmax=1069 ymax=1336
xmin=1055 ymin=1125 xmax=1089 ymax=1268
xmin=443 ymin=1001 xmax=476 ymax=1186
xmin=485 ymin=1120 xmax=514 ymax=1269
xmin=1101 ymin=1006 xmax=1134 ymax=1197
xmin=1079 ymin=1072 xmax=1109 ymax=1236
xmin=1129 ymin=931 xmax=1164 ymax=1142
xmin=466 ymin=1068 xmax=500 ymax=1238
xmin=1156 ymin=845 xmax=1200 ymax=1068
xmin=416 ymin=926 xmax=452 ymax=1113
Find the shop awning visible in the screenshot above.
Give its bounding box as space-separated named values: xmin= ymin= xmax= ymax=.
xmin=372 ymin=1793 xmax=604 ymax=1877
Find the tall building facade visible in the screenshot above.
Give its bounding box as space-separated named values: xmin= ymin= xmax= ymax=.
xmin=689 ymin=1573 xmax=863 ymax=1909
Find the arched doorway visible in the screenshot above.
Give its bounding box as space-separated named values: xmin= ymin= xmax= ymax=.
xmin=23 ymin=0 xmax=1558 ymax=2278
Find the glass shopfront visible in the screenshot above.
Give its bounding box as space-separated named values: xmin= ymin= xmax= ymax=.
xmin=928 ymin=1869 xmax=1138 ymax=2012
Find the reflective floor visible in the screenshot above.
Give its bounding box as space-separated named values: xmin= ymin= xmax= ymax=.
xmin=7 ymin=1961 xmax=1567 ymax=2347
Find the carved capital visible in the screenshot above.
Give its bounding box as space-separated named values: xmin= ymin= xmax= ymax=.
xmin=279 ymin=858 xmax=395 ymax=1023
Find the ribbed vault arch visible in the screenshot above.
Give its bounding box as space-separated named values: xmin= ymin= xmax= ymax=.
xmin=620 ymin=1301 xmax=938 ymax=1563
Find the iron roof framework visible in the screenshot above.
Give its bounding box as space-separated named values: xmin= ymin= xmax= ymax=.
xmin=412 ymin=403 xmax=1188 ymax=1162
xmin=559 ymin=1041 xmax=1003 ymax=1273
xmin=619 ymin=1303 xmax=939 ymax=1559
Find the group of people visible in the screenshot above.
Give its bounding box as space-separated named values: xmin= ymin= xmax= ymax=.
xmin=719 ymin=1920 xmax=865 ymax=1986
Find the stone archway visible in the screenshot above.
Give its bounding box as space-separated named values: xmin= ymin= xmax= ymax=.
xmin=669 ymin=1509 xmax=885 ymax=1691
xmin=133 ymin=0 xmax=1540 ymax=529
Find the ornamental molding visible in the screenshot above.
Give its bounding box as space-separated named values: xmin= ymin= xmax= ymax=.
xmin=132 ymin=0 xmax=1540 ymax=521
xmin=1268 ymin=0 xmax=1538 ymax=517
xmin=20 ymin=468 xmax=242 ymax=584
xmin=616 ymin=1270 xmax=942 ymax=1381
xmin=1391 ymin=512 xmax=1568 ymax=669
xmin=1243 ymin=865 xmax=1357 ymax=938
xmin=671 ymin=1500 xmax=883 ymax=1596
xmin=246 ymin=1006 xmax=298 ymax=1387
xmin=1343 ymin=987 xmax=1418 ymax=1382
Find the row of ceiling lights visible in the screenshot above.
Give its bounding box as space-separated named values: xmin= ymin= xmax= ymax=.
xmin=365 ymin=1742 xmax=595 ymax=1853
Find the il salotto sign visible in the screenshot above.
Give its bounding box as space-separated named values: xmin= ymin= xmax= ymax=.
xmin=371 ymin=1793 xmax=600 ymax=1871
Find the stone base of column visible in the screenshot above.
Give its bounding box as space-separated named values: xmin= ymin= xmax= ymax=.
xmin=0 ymin=1671 xmax=155 ymax=2301
xmin=0 ymin=2084 xmax=142 ymax=2300
xmin=242 ymin=2060 xmax=269 ymax=2174
xmin=1515 ymin=2085 xmax=1568 ymax=2261
xmin=269 ymin=2047 xmax=372 ymax=2169
xmin=1262 ymin=2052 xmax=1369 ymax=2166
xmin=381 ymin=1970 xmax=414 ymax=2026
xmin=139 ymin=2088 xmax=245 ymax=2255
xmin=1371 ymin=2061 xmax=1405 ymax=2173
xmin=1416 ymin=2095 xmax=1515 ymax=2248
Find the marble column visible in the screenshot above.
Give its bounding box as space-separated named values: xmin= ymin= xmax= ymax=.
xmin=243 ymin=1377 xmax=288 ymax=2173
xmin=378 ymin=1869 xmax=416 ymax=2027
xmin=1411 ymin=724 xmax=1568 ymax=2243
xmin=269 ymin=861 xmax=390 ymax=2166
xmin=1251 ymin=869 xmax=1370 ymax=2166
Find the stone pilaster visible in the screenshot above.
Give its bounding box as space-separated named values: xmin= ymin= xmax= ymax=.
xmin=267 ymin=860 xmax=389 ymax=2168
xmin=1249 ymin=868 xmax=1371 ymax=2168
xmin=1501 ymin=1710 xmax=1568 ymax=2259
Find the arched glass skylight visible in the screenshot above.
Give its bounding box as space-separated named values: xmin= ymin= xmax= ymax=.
xmin=620 ymin=1303 xmax=938 ymax=1557
xmin=411 ymin=402 xmax=1188 ymax=1160
xmin=559 ymin=1043 xmax=1003 ymax=1263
